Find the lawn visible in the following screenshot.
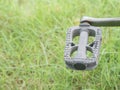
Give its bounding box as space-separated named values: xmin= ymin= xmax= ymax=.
xmin=0 ymin=0 xmax=120 ymax=90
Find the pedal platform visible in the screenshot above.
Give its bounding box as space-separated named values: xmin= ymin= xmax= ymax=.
xmin=64 ymin=23 xmax=102 ymax=70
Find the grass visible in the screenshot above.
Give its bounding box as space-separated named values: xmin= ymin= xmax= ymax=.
xmin=0 ymin=0 xmax=120 ymax=90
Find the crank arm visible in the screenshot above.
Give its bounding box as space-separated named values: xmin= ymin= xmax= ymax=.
xmin=81 ymin=16 xmax=120 ymax=26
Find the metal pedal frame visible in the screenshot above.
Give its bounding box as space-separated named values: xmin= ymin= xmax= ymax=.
xmin=64 ymin=16 xmax=120 ymax=70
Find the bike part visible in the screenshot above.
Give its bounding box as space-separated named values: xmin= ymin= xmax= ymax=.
xmin=81 ymin=16 xmax=120 ymax=26
xmin=64 ymin=16 xmax=120 ymax=70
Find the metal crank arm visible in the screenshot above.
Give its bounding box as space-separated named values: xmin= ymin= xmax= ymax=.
xmin=81 ymin=16 xmax=120 ymax=26
xmin=64 ymin=16 xmax=120 ymax=70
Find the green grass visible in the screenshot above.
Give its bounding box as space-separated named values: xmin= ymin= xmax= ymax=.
xmin=0 ymin=0 xmax=120 ymax=90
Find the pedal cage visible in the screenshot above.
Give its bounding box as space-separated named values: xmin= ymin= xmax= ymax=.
xmin=64 ymin=23 xmax=102 ymax=70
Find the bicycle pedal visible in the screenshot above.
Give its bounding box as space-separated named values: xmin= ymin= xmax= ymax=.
xmin=64 ymin=23 xmax=102 ymax=70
